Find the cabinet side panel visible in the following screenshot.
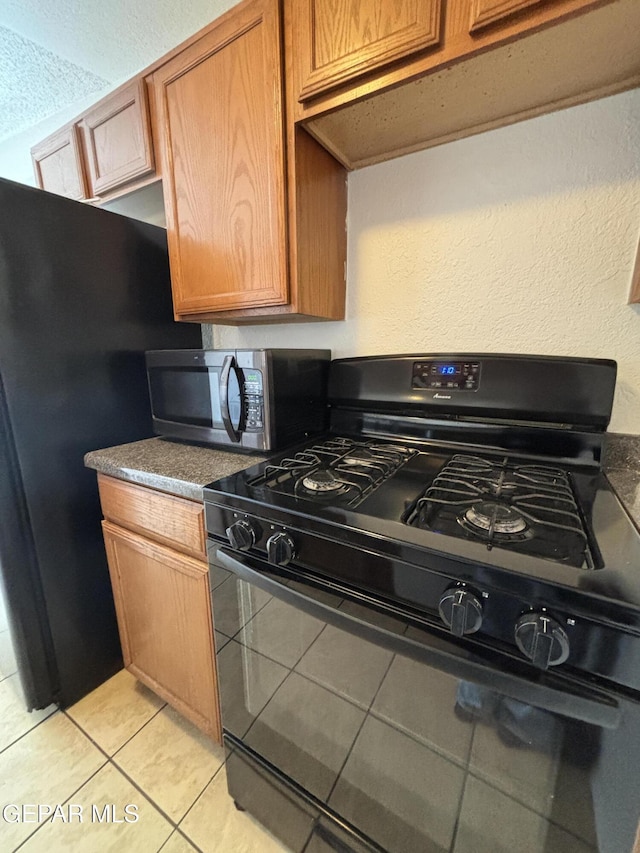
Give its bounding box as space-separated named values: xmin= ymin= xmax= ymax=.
xmin=291 ymin=127 xmax=347 ymax=320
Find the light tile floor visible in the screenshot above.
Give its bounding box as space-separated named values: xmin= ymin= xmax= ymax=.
xmin=0 ymin=667 xmax=291 ymax=853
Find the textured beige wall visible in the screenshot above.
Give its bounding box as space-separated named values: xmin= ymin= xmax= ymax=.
xmin=211 ymin=89 xmax=640 ymax=435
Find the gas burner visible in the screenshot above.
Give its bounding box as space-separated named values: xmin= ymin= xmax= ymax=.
xmin=406 ymin=452 xmax=593 ymax=566
xmin=248 ymin=436 xmax=415 ymax=508
xmin=301 ymin=469 xmax=344 ymax=493
xmin=461 ymin=501 xmax=529 ymax=537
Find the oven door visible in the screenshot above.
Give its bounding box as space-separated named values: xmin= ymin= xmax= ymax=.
xmin=210 ymin=544 xmax=640 ymax=853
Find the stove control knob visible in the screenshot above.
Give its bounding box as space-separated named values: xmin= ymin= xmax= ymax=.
xmin=515 ymin=613 xmax=570 ymax=670
xmin=266 ymin=532 xmax=295 ymax=567
xmin=438 ymin=588 xmax=483 ymax=636
xmin=226 ymin=520 xmax=256 ymax=552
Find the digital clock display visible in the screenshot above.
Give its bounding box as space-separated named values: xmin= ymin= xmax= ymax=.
xmin=411 ymin=360 xmax=480 ymax=391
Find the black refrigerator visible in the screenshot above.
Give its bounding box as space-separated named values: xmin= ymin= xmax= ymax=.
xmin=0 ymin=178 xmax=201 ymax=711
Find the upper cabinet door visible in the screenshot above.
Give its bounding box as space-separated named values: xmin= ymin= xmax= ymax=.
xmin=152 ymin=0 xmax=289 ymax=317
xmin=31 ymin=125 xmax=88 ymax=200
xmin=80 ymin=80 xmax=155 ymax=197
xmin=469 ymin=0 xmax=544 ymax=32
xmin=296 ymin=0 xmax=443 ymax=102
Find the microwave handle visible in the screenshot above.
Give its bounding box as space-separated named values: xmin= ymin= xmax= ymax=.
xmin=216 ymin=547 xmax=622 ymax=730
xmin=220 ymin=355 xmax=241 ymax=443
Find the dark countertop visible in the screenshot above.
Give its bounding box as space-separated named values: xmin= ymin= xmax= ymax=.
xmin=84 ymin=437 xmax=267 ymax=501
xmin=84 ymin=433 xmax=640 ymax=528
xmin=603 ymin=433 xmax=640 ymax=530
xmin=606 ymin=469 xmax=640 ymax=530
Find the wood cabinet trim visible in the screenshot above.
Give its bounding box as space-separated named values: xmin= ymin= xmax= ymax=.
xmin=98 ymin=474 xmax=206 ymax=560
xmin=297 ymin=0 xmax=443 ymax=102
xmin=80 ymin=79 xmax=155 ymax=197
xmin=629 ymin=239 xmax=640 ymax=305
xmin=102 ymin=520 xmax=221 ymax=742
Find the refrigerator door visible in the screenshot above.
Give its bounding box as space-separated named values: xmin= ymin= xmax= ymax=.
xmin=0 ymin=375 xmax=58 ymax=709
xmin=0 ymin=178 xmax=201 ymax=709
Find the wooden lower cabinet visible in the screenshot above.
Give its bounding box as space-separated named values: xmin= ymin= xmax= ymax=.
xmin=102 ymin=519 xmax=222 ymax=742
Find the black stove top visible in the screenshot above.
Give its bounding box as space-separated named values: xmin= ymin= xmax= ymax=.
xmin=239 ymin=434 xmax=610 ymax=572
xmin=204 ymin=354 xmax=640 ymax=688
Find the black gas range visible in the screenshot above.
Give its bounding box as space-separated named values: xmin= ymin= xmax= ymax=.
xmin=204 ymin=354 xmax=640 ymax=853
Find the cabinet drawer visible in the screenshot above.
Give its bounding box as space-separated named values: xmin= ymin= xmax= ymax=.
xmin=98 ymin=474 xmax=205 ymax=559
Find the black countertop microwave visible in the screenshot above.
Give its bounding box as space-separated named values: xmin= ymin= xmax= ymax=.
xmin=145 ymin=349 xmax=331 ymax=451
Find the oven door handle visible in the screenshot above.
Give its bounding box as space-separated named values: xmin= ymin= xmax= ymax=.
xmin=219 ymin=355 xmax=241 ymax=443
xmin=216 ymin=548 xmax=622 ymax=730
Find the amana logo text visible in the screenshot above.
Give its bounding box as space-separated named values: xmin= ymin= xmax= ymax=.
xmin=433 ymin=393 xmax=452 ymax=400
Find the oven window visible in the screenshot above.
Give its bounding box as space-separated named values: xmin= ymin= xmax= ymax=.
xmin=211 ymin=562 xmax=640 ymax=853
xmin=148 ymin=366 xmax=223 ymax=428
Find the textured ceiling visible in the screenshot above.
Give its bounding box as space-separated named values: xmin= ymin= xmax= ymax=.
xmin=0 ymin=26 xmax=107 ymax=143
xmin=0 ymin=0 xmax=234 ymax=144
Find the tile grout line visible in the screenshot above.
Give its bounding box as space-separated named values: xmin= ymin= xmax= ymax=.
xmin=0 ymin=699 xmax=58 ymax=757
xmin=63 ymin=708 xmax=218 ymax=852
xmin=12 ymin=710 xmax=177 ymax=853
xmin=175 ymin=761 xmax=226 ymax=839
xmin=65 ymin=695 xmax=168 ymax=756
xmin=3 ymin=682 xmax=224 ymax=853
xmin=0 ymin=669 xmax=19 ymax=684
xmin=12 ymin=758 xmax=109 ymax=852
xmin=156 ymin=826 xmax=206 ymax=853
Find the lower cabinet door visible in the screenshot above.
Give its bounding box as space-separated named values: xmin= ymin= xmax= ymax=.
xmin=102 ymin=520 xmax=221 ymax=742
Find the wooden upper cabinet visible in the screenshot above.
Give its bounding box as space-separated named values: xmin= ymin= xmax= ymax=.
xmin=79 ymin=79 xmax=154 ymax=198
xmin=295 ymin=0 xmax=443 ymax=102
xmin=152 ymin=0 xmax=289 ymax=317
xmin=295 ymin=0 xmax=635 ymax=170
xmin=31 ymin=125 xmax=87 ymax=201
xmin=469 ymin=0 xmax=554 ymax=33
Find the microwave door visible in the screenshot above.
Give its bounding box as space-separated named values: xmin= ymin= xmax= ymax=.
xmin=219 ymin=355 xmax=242 ymax=443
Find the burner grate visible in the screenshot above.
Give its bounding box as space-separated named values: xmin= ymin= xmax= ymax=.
xmin=406 ymin=454 xmax=596 ymax=568
xmin=250 ymin=437 xmax=416 ymax=506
